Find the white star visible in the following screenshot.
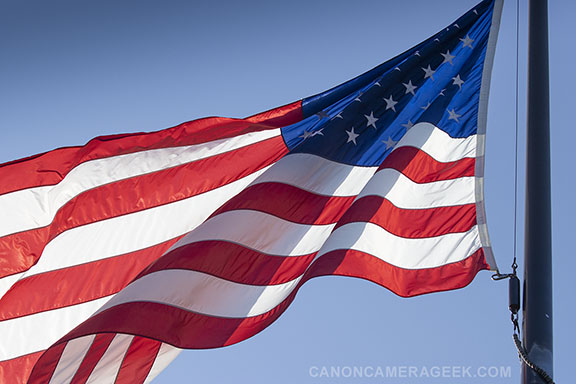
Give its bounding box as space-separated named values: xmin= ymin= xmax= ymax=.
xmin=448 ymin=108 xmax=462 ymax=122
xmin=453 ymin=23 xmax=460 ymax=29
xmin=394 ymin=67 xmax=402 ymax=72
xmin=439 ymin=89 xmax=446 ymax=96
xmin=441 ymin=50 xmax=456 ymax=65
xmin=364 ymin=111 xmax=379 ymax=129
xmin=354 ymin=92 xmax=363 ymax=102
xmin=421 ymin=101 xmax=431 ymax=111
xmin=382 ymin=136 xmax=398 ymax=150
xmin=403 ymin=80 xmax=417 ymax=95
xmin=422 ymin=65 xmax=436 ymax=80
xmin=299 ymin=130 xmax=313 ymax=139
xmin=333 ymin=113 xmax=344 ymax=120
xmin=452 ymin=74 xmax=465 ymax=89
xmin=312 ymin=128 xmax=324 ymax=137
xmin=316 ymin=110 xmax=330 ymax=119
xmin=402 ymin=120 xmax=414 ymax=130
xmin=434 ymin=38 xmax=441 ymax=43
xmin=374 ymin=81 xmax=382 ymax=87
xmin=473 ymin=9 xmax=478 ymax=15
xmin=383 ymin=95 xmax=398 ymax=112
xmin=460 ymin=34 xmax=474 ymax=48
xmin=346 ymin=128 xmax=359 ymax=145
xmin=414 ymin=50 xmax=421 ymax=57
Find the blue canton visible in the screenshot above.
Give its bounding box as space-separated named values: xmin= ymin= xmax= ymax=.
xmin=281 ymin=0 xmax=494 ymax=167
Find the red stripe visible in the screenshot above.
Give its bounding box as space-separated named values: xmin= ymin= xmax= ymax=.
xmin=0 ymin=136 xmax=288 ymax=280
xmin=336 ymin=195 xmax=477 ymax=237
xmin=0 ymin=239 xmax=310 ymax=321
xmin=210 ymin=182 xmax=355 ymax=225
xmin=379 ymin=146 xmax=475 ymax=183
xmin=115 ymin=337 xmax=162 ymax=384
xmin=26 ymin=342 xmax=67 ymax=384
xmin=0 ymin=238 xmax=180 ymax=321
xmin=0 ymin=101 xmax=301 ymax=196
xmin=70 ymin=334 xmax=115 ymax=384
xmin=0 ymin=226 xmax=48 ymax=282
xmin=0 ymin=147 xmax=80 ymax=196
xmin=45 ymin=301 xmax=284 ymax=351
xmin=245 ymin=100 xmax=303 ymax=127
xmin=0 ymin=351 xmax=44 ymax=384
xmin=307 ymin=248 xmax=489 ymax=297
xmin=140 ymin=241 xmax=316 ymax=286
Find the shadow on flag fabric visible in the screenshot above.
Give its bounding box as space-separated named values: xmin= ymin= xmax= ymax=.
xmin=0 ymin=0 xmax=502 ymax=382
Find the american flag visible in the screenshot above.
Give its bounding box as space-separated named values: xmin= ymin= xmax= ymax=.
xmin=0 ymin=0 xmax=502 ymax=382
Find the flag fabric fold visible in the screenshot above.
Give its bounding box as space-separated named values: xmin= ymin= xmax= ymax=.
xmin=0 ymin=0 xmax=502 ymax=382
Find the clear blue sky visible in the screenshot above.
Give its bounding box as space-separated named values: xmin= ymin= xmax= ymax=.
xmin=0 ymin=0 xmax=572 ymax=382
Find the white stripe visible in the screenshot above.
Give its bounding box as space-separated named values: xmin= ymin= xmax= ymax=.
xmin=396 ymin=122 xmax=477 ymax=162
xmin=49 ymin=335 xmax=97 ymax=384
xmin=170 ymin=210 xmax=335 ymax=257
xmin=0 ymin=296 xmax=111 ymax=361
xmin=357 ymin=168 xmax=476 ymax=209
xmin=317 ymin=222 xmax=482 ymax=269
xmin=86 ymin=227 xmax=480 ymax=327
xmin=20 ymin=168 xmax=269 ymax=279
xmin=0 ymin=185 xmax=53 ymax=237
xmin=0 ymin=274 xmax=20 ymax=302
xmin=95 ymin=270 xmax=302 ymax=319
xmin=143 ymin=344 xmax=181 ymax=384
xmin=250 ymin=153 xmax=377 ymax=197
xmin=0 ymin=129 xmax=280 ymax=238
xmin=86 ymin=334 xmax=134 ymax=384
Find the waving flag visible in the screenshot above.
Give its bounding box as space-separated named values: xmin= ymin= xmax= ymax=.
xmin=0 ymin=0 xmax=502 ymax=382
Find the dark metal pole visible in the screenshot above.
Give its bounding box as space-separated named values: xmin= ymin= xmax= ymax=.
xmin=523 ymin=0 xmax=553 ymax=382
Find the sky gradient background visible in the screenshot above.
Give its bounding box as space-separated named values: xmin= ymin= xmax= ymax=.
xmin=0 ymin=0 xmax=573 ymax=383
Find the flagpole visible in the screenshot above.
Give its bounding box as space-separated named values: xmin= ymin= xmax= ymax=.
xmin=522 ymin=0 xmax=553 ymax=382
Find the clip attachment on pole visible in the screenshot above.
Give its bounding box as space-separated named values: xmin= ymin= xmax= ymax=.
xmin=496 ymin=273 xmax=555 ymax=383
xmin=509 ymin=274 xmax=521 ymax=314
xmin=491 ymin=272 xmax=515 ymax=281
